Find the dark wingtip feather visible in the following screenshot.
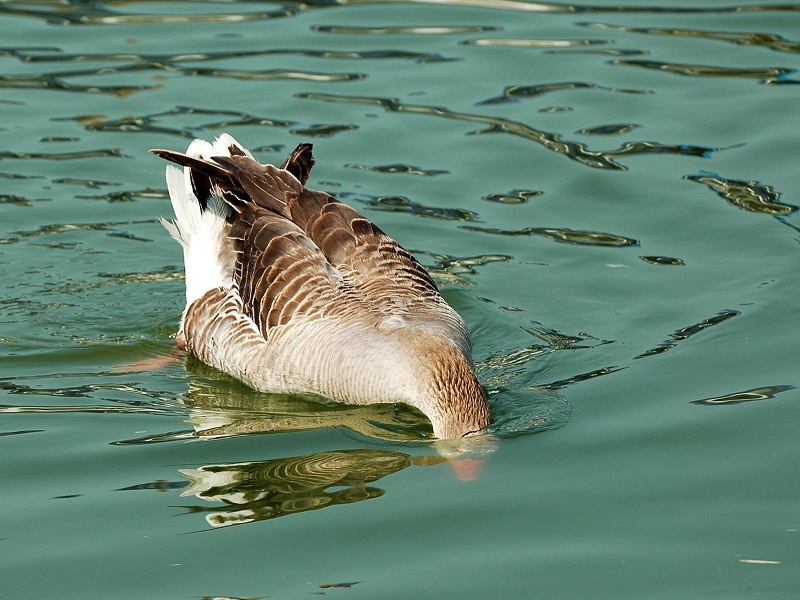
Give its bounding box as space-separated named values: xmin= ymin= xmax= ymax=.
xmin=281 ymin=144 xmax=315 ymax=185
xmin=151 ymin=148 xmax=243 ymax=212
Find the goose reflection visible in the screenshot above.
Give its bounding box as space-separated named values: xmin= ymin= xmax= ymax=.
xmin=178 ymin=448 xmax=435 ymax=528
xmin=118 ymin=356 xmax=437 ymax=444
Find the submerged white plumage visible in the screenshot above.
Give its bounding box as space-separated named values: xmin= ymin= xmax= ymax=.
xmin=154 ymin=134 xmax=491 ymax=439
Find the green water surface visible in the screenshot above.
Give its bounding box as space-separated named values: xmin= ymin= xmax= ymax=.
xmin=1 ymin=0 xmax=799 ymax=598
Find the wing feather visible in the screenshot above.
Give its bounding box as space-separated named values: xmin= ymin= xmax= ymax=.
xmin=153 ymin=141 xmax=465 ymax=352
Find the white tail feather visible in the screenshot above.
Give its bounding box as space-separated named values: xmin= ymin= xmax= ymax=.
xmin=161 ymin=135 xmax=245 ymax=309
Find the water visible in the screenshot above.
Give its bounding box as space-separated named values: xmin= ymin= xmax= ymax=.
xmin=2 ymin=0 xmax=800 ymax=598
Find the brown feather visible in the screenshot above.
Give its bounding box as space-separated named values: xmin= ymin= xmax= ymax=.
xmin=280 ymin=143 xmax=315 ymax=185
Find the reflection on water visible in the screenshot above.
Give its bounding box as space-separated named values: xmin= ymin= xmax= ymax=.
xmin=344 ymin=162 xmax=449 ymax=176
xmin=576 ymin=123 xmax=640 ymax=135
xmin=478 ymin=81 xmax=650 ymax=106
xmin=337 ymin=0 xmax=800 ymax=14
xmin=3 ymin=0 xmax=799 ymax=27
xmin=0 ymin=44 xmax=451 ymax=97
xmin=415 ymin=251 xmax=512 ymax=286
xmin=635 ymin=309 xmax=741 ymax=360
xmin=612 ymin=59 xmax=799 ymax=85
xmin=61 ymin=106 xmax=295 ymax=139
xmin=340 ymin=192 xmax=480 ymax=222
xmin=463 ymin=37 xmax=609 ymax=48
xmin=463 ymin=224 xmax=639 ymax=247
xmin=313 ymin=24 xmax=500 ymax=34
xmin=0 ymin=377 xmax=184 ymax=416
xmin=0 ymin=2 xmax=299 ymax=25
xmin=300 ymin=92 xmax=719 ymax=170
xmin=639 ymin=255 xmax=685 ymax=266
xmin=686 ymin=172 xmax=798 ymax=216
xmin=0 ymin=148 xmax=129 ymax=160
xmin=290 ymin=122 xmax=359 ymax=137
xmin=579 ymin=21 xmax=800 ymax=54
xmin=482 ymin=189 xmax=542 ymax=204
xmin=180 ymin=68 xmax=365 ymax=82
xmin=0 ymin=428 xmax=44 ymax=437
xmin=175 ymin=449 xmax=417 ymax=528
xmin=691 ymin=385 xmax=796 ymax=405
xmin=115 ymin=367 xmax=434 ymax=444
xmin=1 ymin=220 xmax=155 ymax=246
xmin=539 ymin=365 xmax=624 ymax=391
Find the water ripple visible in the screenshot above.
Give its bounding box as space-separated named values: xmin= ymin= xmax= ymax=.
xmin=14 ymin=47 xmax=454 ymax=64
xmin=338 ymin=192 xmax=480 ymax=221
xmin=344 ymin=163 xmax=449 ymax=176
xmin=0 ymin=429 xmax=44 ymax=437
xmin=336 ymin=0 xmax=800 ymax=14
xmin=463 ymin=225 xmax=639 ymax=247
xmin=59 ymin=106 xmax=296 ymax=139
xmin=4 ymin=0 xmax=800 ymax=30
xmin=414 ymin=251 xmax=512 ymax=286
xmin=685 ymin=172 xmax=798 ymax=216
xmin=478 ymin=81 xmax=651 ymax=105
xmin=579 ymin=21 xmax=800 ymax=54
xmin=639 ymin=255 xmax=685 ymax=266
xmin=538 ymin=366 xmax=625 ymax=391
xmin=0 ymin=3 xmax=298 ymax=26
xmin=181 ymin=68 xmax=365 ymax=82
xmin=0 ymin=45 xmax=449 ymax=97
xmin=0 ymin=194 xmax=37 ymax=206
xmin=577 ymin=123 xmax=641 ymax=135
xmin=300 ymin=92 xmax=719 ymax=170
xmin=1 ymin=220 xmax=154 ymax=245
xmin=0 ymin=148 xmax=129 ymax=160
xmin=313 ymin=24 xmax=501 ymax=34
xmin=613 ymin=59 xmax=800 ymax=84
xmin=635 ymin=309 xmax=741 ymax=359
xmin=691 ymin=385 xmax=796 ymax=405
xmin=482 ymin=189 xmax=542 ymax=204
xmin=0 ymin=73 xmax=157 ymax=96
xmin=289 ymin=123 xmax=358 ymax=137
xmin=463 ymin=38 xmax=609 ymax=47
xmin=0 ymin=378 xmax=181 ymax=409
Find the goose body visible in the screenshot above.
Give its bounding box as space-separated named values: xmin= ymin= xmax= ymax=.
xmin=153 ymin=134 xmax=491 ymax=439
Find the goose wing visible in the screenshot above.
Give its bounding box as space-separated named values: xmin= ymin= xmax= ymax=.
xmin=152 ymin=144 xmax=467 ymax=351
xmin=209 ymin=148 xmax=443 ymax=313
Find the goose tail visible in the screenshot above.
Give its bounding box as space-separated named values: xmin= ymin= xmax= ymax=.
xmin=159 ymin=134 xmax=245 ymax=307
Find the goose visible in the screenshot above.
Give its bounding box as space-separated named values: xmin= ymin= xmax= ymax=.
xmin=152 ymin=134 xmax=491 ymax=439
